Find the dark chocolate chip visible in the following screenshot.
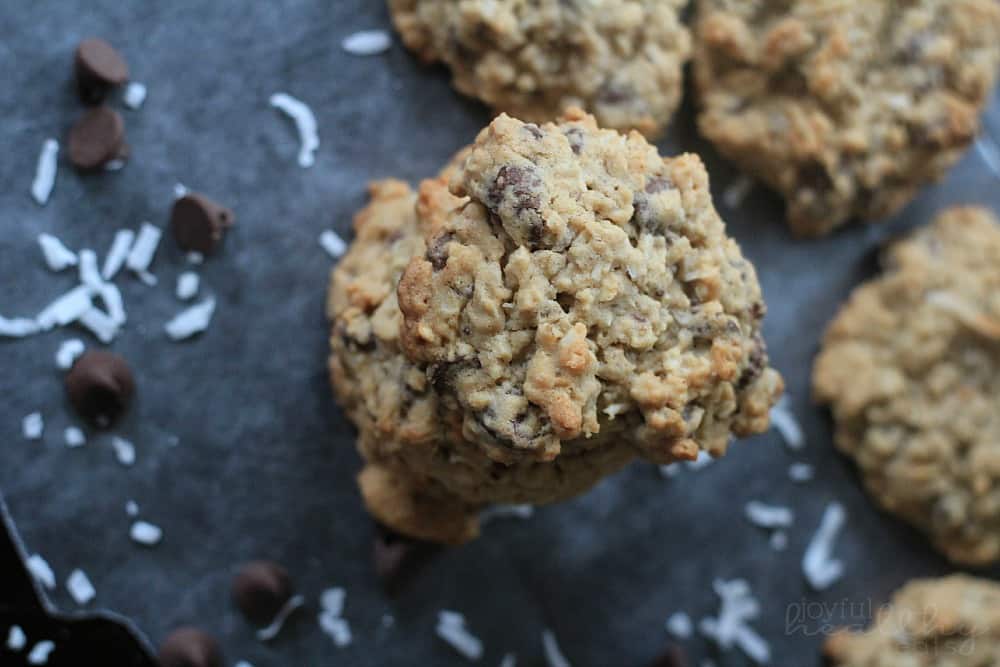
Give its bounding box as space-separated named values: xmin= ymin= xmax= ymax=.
xmin=373 ymin=524 xmax=437 ymax=597
xmin=171 ymin=193 xmax=235 ymax=254
xmin=426 ymin=232 xmax=454 ymax=271
xmin=74 ymin=38 xmax=129 ymax=105
xmin=65 ymin=350 xmax=134 ymax=429
xmin=648 ymin=644 xmax=687 ymax=667
xmin=158 ymin=627 xmax=222 ymax=667
xmin=488 ymin=165 xmax=542 ymax=216
xmin=523 ymin=123 xmax=544 ymax=140
xmin=564 ymin=127 xmax=584 ymax=154
xmin=231 ymin=561 xmax=293 ymax=626
xmin=67 ymin=106 xmax=126 ymax=171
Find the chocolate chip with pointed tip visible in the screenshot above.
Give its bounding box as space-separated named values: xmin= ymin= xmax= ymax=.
xmin=65 ymin=350 xmax=134 ymax=429
xmin=171 ymin=193 xmax=235 ymax=254
xmin=231 ymin=561 xmax=293 ymax=626
xmin=67 ymin=106 xmax=126 ymax=171
xmin=75 ymin=38 xmax=129 ymax=104
xmin=158 ymin=627 xmax=222 ymax=667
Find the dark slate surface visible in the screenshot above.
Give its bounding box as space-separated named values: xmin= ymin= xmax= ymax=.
xmin=2 ymin=2 xmax=999 ymax=666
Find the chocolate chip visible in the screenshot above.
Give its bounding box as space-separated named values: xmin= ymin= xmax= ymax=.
xmin=171 ymin=193 xmax=235 ymax=254
xmin=67 ymin=106 xmax=126 ymax=171
xmin=65 ymin=350 xmax=134 ymax=428
xmin=373 ymin=524 xmax=438 ymax=597
xmin=74 ymin=38 xmax=129 ymax=105
xmin=648 ymin=644 xmax=687 ymax=667
xmin=523 ymin=123 xmax=544 ymax=140
xmin=564 ymin=127 xmax=584 ymax=154
xmin=158 ymin=627 xmax=222 ymax=667
xmin=645 ymin=176 xmax=674 ymax=194
xmin=489 ymin=165 xmax=542 ymax=216
xmin=231 ymin=561 xmax=293 ymax=625
xmin=426 ymin=232 xmax=454 ymax=271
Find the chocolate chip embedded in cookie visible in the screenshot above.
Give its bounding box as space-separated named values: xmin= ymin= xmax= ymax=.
xmin=328 ymin=110 xmax=782 ymax=543
xmin=692 ymin=1 xmax=1000 ymax=236
xmin=388 ymin=0 xmax=691 ymax=138
xmin=814 ymin=207 xmax=1000 ymax=565
xmin=824 ymin=575 xmax=1000 ymax=666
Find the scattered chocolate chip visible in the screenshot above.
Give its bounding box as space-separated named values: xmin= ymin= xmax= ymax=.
xmin=158 ymin=627 xmax=222 ymax=667
xmin=171 ymin=193 xmax=235 ymax=254
xmin=373 ymin=523 xmax=438 ymax=597
xmin=67 ymin=106 xmax=126 ymax=171
xmin=74 ymin=38 xmax=129 ymax=105
xmin=65 ymin=350 xmax=134 ymax=428
xmin=231 ymin=561 xmax=293 ymax=626
xmin=648 ymin=644 xmax=687 ymax=667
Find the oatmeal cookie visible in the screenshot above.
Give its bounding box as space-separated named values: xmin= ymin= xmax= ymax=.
xmin=388 ymin=0 xmax=691 ymax=138
xmin=814 ymin=207 xmax=1000 ymax=565
xmin=825 ymin=575 xmax=1000 ymax=666
xmin=693 ymin=0 xmax=1000 ymax=236
xmin=329 ymin=110 xmax=782 ymax=543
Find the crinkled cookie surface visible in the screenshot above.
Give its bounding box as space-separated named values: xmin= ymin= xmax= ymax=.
xmin=329 ymin=110 xmax=782 ymax=543
xmin=825 ymin=575 xmax=1000 ymax=666
xmin=693 ymin=0 xmax=1000 ymax=236
xmin=389 ymin=0 xmax=691 ymax=138
xmin=814 ymin=207 xmax=1000 ymax=565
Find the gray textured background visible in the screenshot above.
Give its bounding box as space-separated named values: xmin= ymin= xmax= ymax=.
xmin=2 ymin=2 xmax=999 ymax=665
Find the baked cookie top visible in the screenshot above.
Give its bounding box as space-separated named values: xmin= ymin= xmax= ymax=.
xmin=693 ymin=0 xmax=1000 ymax=236
xmin=389 ymin=0 xmax=691 ymax=138
xmin=398 ymin=109 xmax=782 ymax=466
xmin=814 ymin=207 xmax=1000 ymax=565
xmin=825 ymin=575 xmax=1000 ymax=666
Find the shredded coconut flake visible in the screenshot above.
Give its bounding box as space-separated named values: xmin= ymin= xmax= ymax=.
xmin=186 ymin=251 xmax=204 ymax=265
xmin=64 ymin=427 xmax=86 ymax=448
xmin=98 ymin=283 xmax=126 ymax=325
xmin=666 ymin=612 xmax=693 ymax=639
xmin=77 ymin=307 xmax=120 ymax=343
xmin=104 ymin=159 xmax=126 ymax=172
xmin=803 ymin=502 xmax=846 ymax=591
xmin=744 ymin=501 xmax=794 ymax=529
xmin=130 ymin=521 xmax=163 ymax=546
xmin=480 ymin=504 xmax=534 ymax=523
xmin=173 ymin=183 xmax=189 ymax=199
xmin=770 ymin=531 xmax=788 ymax=551
xmin=123 ymin=82 xmax=147 ymax=109
xmin=342 ymin=30 xmax=392 ymax=55
xmin=722 ymin=175 xmax=754 ymax=209
xmin=320 ymin=587 xmax=346 ymax=616
xmin=165 ymin=296 xmax=216 ymax=340
xmin=257 ymin=594 xmax=305 ymax=641
xmin=31 ymin=139 xmax=59 ymax=206
xmin=125 ymin=223 xmax=162 ymax=277
xmin=700 ymin=579 xmax=770 ymax=665
xmin=770 ymin=397 xmax=804 ymax=450
xmin=0 ymin=315 xmax=41 ymax=338
xmin=6 ymin=625 xmax=26 ymax=651
xmin=78 ymin=249 xmax=102 ymax=291
xmin=542 ymin=629 xmax=571 ymax=667
xmin=22 ymin=412 xmax=44 ymax=440
xmin=319 ymin=230 xmax=347 ymax=258
xmin=270 ymin=92 xmax=319 ymax=168
xmin=788 ymin=463 xmax=814 ymax=483
xmin=38 ymin=234 xmax=77 ymax=271
xmin=27 ymin=640 xmax=55 ymax=665
xmin=176 ymin=272 xmax=199 ymax=300
xmin=436 ymin=611 xmax=484 ymax=661
xmin=111 ymin=436 xmax=136 ymax=467
xmin=26 ymin=554 xmax=55 ymax=590
xmin=234 ymin=662 xmax=254 ymax=667
xmin=976 ymin=135 xmax=1000 ymax=179
xmin=499 ymin=654 xmax=517 ymax=667
xmin=36 ymin=286 xmax=94 ymax=330
xmin=125 ymin=500 xmax=139 ymax=517
xmin=318 ymin=611 xmax=353 ymax=647
xmin=66 ymin=569 xmax=95 ymax=605
xmin=102 ymin=229 xmax=135 ymax=280
xmin=56 ymin=339 xmax=85 ymax=370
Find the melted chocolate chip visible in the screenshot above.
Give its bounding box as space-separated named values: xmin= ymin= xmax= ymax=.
xmin=158 ymin=627 xmax=222 ymax=667
xmin=489 ymin=165 xmax=542 ymax=216
xmin=231 ymin=561 xmax=293 ymax=626
xmin=65 ymin=350 xmax=134 ymax=428
xmin=426 ymin=233 xmax=454 ymax=271
xmin=74 ymin=38 xmax=129 ymax=105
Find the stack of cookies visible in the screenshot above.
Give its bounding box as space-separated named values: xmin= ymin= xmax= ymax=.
xmin=327 ymin=2 xmax=1000 ymax=662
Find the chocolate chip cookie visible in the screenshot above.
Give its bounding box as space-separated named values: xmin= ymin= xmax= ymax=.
xmin=328 ymin=109 xmax=782 ymax=543
xmin=389 ymin=0 xmax=691 ymax=138
xmin=814 ymin=207 xmax=1000 ymax=565
xmin=693 ymin=0 xmax=1000 ymax=236
xmin=825 ymin=575 xmax=1000 ymax=666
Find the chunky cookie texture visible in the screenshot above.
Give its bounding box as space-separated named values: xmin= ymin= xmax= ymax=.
xmin=329 ymin=110 xmax=782 ymax=543
xmin=814 ymin=208 xmax=1000 ymax=565
xmin=693 ymin=0 xmax=1000 ymax=236
xmin=389 ymin=0 xmax=690 ymax=138
xmin=824 ymin=575 xmax=1000 ymax=666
